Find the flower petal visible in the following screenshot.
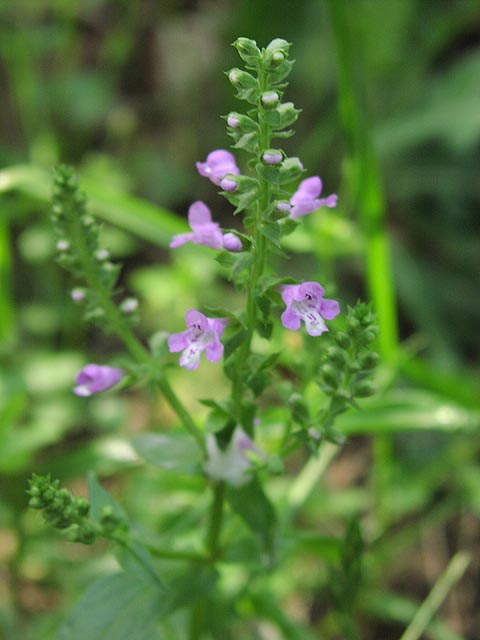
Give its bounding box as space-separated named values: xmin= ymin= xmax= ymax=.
xmin=320 ymin=298 xmax=340 ymax=320
xmin=185 ymin=309 xmax=210 ymax=331
xmin=205 ymin=339 xmax=224 ymax=362
xmin=297 ymin=282 xmax=325 ymax=301
xmin=281 ymin=284 xmax=299 ymax=305
xmin=303 ymin=311 xmax=328 ymax=336
xmin=188 ymin=201 xmax=213 ymax=229
xmin=290 ymin=176 xmax=322 ymax=205
xmin=192 ymin=225 xmax=224 ymax=249
xmin=168 ymin=331 xmax=190 ymax=352
xmin=170 ymin=232 xmax=194 ymax=248
xmin=281 ymin=307 xmax=301 ymax=331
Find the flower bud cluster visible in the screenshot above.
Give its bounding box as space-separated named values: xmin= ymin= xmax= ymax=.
xmin=27 ymin=474 xmax=97 ymax=544
xmin=319 ymin=302 xmax=379 ymax=406
xmin=51 ymin=165 xmax=138 ymax=327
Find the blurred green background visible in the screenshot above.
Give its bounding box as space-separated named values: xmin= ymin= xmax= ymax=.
xmin=1 ymin=1 xmax=480 ymax=639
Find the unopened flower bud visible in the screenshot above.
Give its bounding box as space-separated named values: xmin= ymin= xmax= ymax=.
xmin=227 ymin=114 xmax=240 ymax=128
xmin=335 ymin=332 xmax=350 ymax=349
xmin=221 ymin=177 xmax=238 ymax=192
xmin=352 ymin=380 xmax=376 ymax=398
xmin=120 ymin=298 xmax=139 ymax=313
xmin=276 ymin=201 xmax=291 ymax=213
xmin=261 ymin=91 xmax=279 ymax=106
xmin=321 ymin=364 xmax=339 ymax=387
xmin=272 ymin=51 xmax=285 ymax=63
xmin=308 ymin=427 xmax=322 ymax=440
xmin=262 ymin=149 xmax=283 ymax=165
xmin=228 ymin=68 xmax=257 ymax=90
xmin=95 ymin=249 xmax=109 ymax=261
xmin=71 ymin=288 xmax=86 ymax=302
xmin=222 ymin=233 xmax=243 ymax=251
xmin=56 ymin=239 xmax=70 ymax=251
xmin=233 ymin=38 xmax=261 ymax=65
xmin=359 ymin=351 xmax=379 ymax=370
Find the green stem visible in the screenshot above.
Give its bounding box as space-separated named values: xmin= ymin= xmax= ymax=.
xmin=231 ymin=64 xmax=272 ymax=419
xmin=67 ymin=200 xmax=204 ymax=447
xmin=155 ymin=374 xmax=205 ymax=449
xmin=144 ymin=544 xmax=207 ymax=563
xmin=399 ymin=551 xmax=470 ymax=640
xmin=205 ymin=482 xmax=225 ymax=561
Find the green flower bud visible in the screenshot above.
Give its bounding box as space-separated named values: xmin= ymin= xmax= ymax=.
xmin=327 ymin=346 xmax=347 ymax=367
xmin=288 ymin=392 xmax=310 ymax=425
xmin=228 ymin=68 xmax=257 ymax=89
xmin=352 ymin=380 xmax=376 ymax=398
xmin=278 ymin=157 xmax=304 ymax=182
xmin=335 ymin=332 xmax=351 ymax=349
xmin=320 ymin=363 xmax=339 ymax=388
xmin=233 ymin=38 xmax=261 ymax=66
xmin=359 ymin=351 xmax=379 ymax=370
xmin=265 ymin=38 xmax=291 ymax=59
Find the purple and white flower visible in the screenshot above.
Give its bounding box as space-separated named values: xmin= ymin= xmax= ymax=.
xmin=204 ymin=426 xmax=263 ymax=487
xmin=168 ymin=309 xmax=227 ymax=370
xmin=170 ymin=201 xmax=242 ymax=251
xmin=170 ymin=201 xmax=224 ymax=250
xmin=73 ymin=364 xmax=124 ymax=397
xmin=281 ymin=282 xmax=340 ymax=336
xmin=287 ymin=176 xmax=338 ymax=218
xmin=196 ymin=149 xmax=240 ymax=187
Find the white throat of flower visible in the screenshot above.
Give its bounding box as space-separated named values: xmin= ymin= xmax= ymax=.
xmin=291 ymin=296 xmax=327 ymax=336
xmin=179 ymin=325 xmax=215 ymax=369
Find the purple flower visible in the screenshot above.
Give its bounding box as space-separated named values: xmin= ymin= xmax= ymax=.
xmin=168 ymin=309 xmax=227 ymax=370
xmin=204 ymin=426 xmax=264 ymax=487
xmin=196 ymin=149 xmax=240 ymax=187
xmin=170 ymin=202 xmax=242 ymax=252
xmin=222 ymin=232 xmax=243 ymax=251
xmin=281 ymin=282 xmax=340 ymax=336
xmin=170 ymin=201 xmax=224 ymax=250
xmin=73 ymin=364 xmax=124 ymax=397
xmin=288 ymin=176 xmax=338 ymax=219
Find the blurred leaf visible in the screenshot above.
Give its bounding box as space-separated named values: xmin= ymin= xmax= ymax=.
xmin=337 ymin=389 xmax=480 ymax=436
xmin=132 ymin=432 xmax=202 ymax=473
xmin=0 ymin=165 xmax=187 ymax=248
xmin=377 ymin=51 xmax=480 ymax=154
xmin=226 ymin=478 xmax=276 ymax=561
xmin=56 ymin=572 xmax=163 ymax=640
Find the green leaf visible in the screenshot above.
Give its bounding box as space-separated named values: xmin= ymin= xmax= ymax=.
xmin=256 ymin=163 xmax=281 ymax=187
xmin=87 ymin=473 xmax=163 ymax=586
xmin=259 ymin=221 xmax=282 ymax=247
xmin=223 ymin=328 xmax=250 ymax=359
xmin=132 ymin=433 xmax=202 ymax=472
xmin=56 ymin=572 xmax=163 ymax=640
xmin=233 ymin=131 xmax=258 ymax=153
xmin=226 ymin=478 xmax=276 ymax=560
xmin=87 ymin=472 xmax=126 ymax=525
